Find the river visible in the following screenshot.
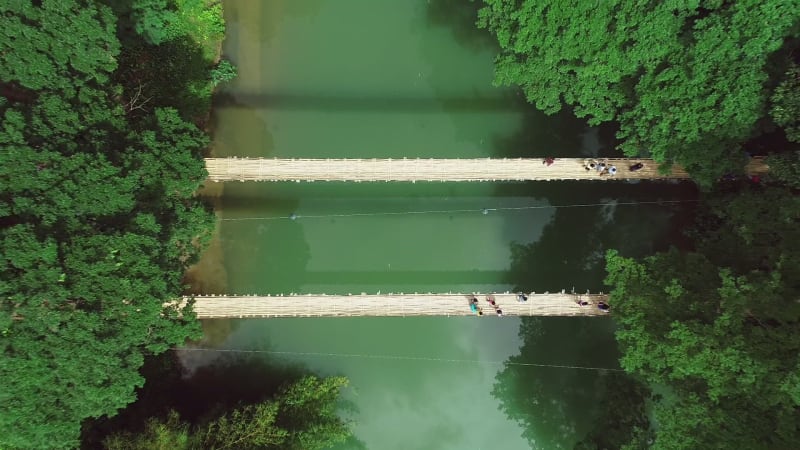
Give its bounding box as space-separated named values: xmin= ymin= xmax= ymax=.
xmin=186 ymin=1 xmax=696 ymax=449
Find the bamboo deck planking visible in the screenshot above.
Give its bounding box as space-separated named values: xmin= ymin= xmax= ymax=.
xmin=183 ymin=293 xmax=610 ymax=318
xmin=205 ymin=157 xmax=691 ymax=182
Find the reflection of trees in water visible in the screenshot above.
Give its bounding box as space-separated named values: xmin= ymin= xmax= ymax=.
xmin=492 ymin=317 xmax=653 ymax=449
xmin=493 ymin=317 xmax=620 ymax=449
xmin=492 ymin=182 xmax=694 ymax=448
xmin=503 ymin=181 xmax=698 ymax=293
xmin=426 ymin=0 xmax=496 ymax=51
xmin=490 ymin=105 xmax=592 ymax=159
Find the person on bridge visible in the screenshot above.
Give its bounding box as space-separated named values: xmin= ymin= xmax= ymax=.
xmin=517 ymin=293 xmax=528 ymax=302
xmin=486 ymin=295 xmax=497 ymax=307
xmin=543 ymin=157 xmax=555 ymax=166
xmin=597 ymin=302 xmax=610 ymax=312
xmin=629 ymin=162 xmax=644 ymax=171
xmin=495 ymin=308 xmax=503 ymax=317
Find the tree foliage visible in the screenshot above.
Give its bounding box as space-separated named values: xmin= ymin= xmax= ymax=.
xmin=478 ymin=0 xmax=800 ymax=184
xmin=103 ymin=376 xmax=353 ymax=450
xmin=0 ymin=1 xmax=222 ymax=448
xmin=770 ymin=63 xmax=800 ymax=143
xmin=604 ymin=184 xmax=800 ymax=448
xmin=211 ymin=60 xmax=238 ymax=87
xmin=766 ymin=151 xmax=800 ymax=188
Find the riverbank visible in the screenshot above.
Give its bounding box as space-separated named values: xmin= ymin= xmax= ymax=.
xmin=1 ymin=0 xmax=232 ymax=447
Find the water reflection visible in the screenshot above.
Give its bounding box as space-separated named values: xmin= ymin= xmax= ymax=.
xmin=491 ymin=182 xmax=694 ymax=448
xmin=492 ymin=317 xmax=619 ymax=449
xmin=426 ymin=0 xmax=496 ymax=51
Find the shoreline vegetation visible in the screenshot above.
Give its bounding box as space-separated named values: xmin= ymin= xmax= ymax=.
xmin=1 ymin=0 xmax=222 ymax=447
xmin=2 ymin=1 xmax=353 ymax=449
xmin=478 ymin=1 xmax=800 ymax=448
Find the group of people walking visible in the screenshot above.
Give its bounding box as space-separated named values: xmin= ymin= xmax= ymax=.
xmin=584 ymin=159 xmax=618 ymax=176
xmin=468 ymin=293 xmax=610 ymax=315
xmin=584 ymin=159 xmax=646 ymax=176
xmin=468 ymin=293 xmax=531 ymax=316
xmin=576 ymin=298 xmax=611 ymax=312
xmin=469 ymin=295 xmax=503 ymax=317
xmin=542 ymin=157 xmax=645 ymax=177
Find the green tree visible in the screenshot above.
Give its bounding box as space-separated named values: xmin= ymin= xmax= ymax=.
xmin=766 ymin=151 xmax=800 ymax=188
xmin=1 ymin=0 xmax=120 ymax=93
xmin=1 ymin=1 xmax=218 ymax=448
xmin=211 ymin=60 xmax=238 ymax=87
xmin=770 ymin=63 xmax=800 ymax=143
xmin=103 ymin=411 xmax=190 ymax=450
xmin=131 ymin=0 xmax=180 ymax=45
xmin=477 ymin=0 xmax=800 ymax=184
xmin=104 ymin=376 xmax=353 ymax=450
xmin=604 ymin=185 xmax=800 ymax=448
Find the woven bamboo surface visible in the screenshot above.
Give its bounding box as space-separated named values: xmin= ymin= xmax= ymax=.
xmin=183 ymin=292 xmax=610 ymax=318
xmin=204 ymin=157 xmax=689 ymax=182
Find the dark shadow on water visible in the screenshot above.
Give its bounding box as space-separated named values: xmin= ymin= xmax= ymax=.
xmin=216 ymin=180 xmax=533 ymax=201
xmin=491 ymin=106 xmax=592 ymax=159
xmin=299 ymin=269 xmax=508 ymax=285
xmin=426 ymin=0 xmax=497 ymax=51
xmin=498 ymin=180 xmax=698 ymax=293
xmin=493 ymin=317 xmax=621 ymax=449
xmin=492 ymin=316 xmax=653 ymax=449
xmin=81 ymin=350 xmax=309 ymax=448
xmin=82 ymin=348 xmax=367 ymax=449
xmin=491 ymin=183 xmax=691 ymax=448
xmin=214 ymin=91 xmax=525 ymax=112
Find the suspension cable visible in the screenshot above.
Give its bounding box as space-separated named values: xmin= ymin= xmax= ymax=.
xmin=220 ymin=199 xmax=698 ymax=221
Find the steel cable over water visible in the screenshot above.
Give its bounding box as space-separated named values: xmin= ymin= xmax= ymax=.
xmin=197 ymin=200 xmax=693 ymax=368
xmin=219 ymin=199 xmax=699 ymax=221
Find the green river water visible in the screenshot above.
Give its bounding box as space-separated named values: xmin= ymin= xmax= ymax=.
xmin=187 ymin=1 xmax=697 ymax=449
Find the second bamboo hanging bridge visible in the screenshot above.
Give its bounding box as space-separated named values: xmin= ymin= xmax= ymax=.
xmin=183 ymin=292 xmax=610 ymax=319
xmin=204 ymin=157 xmax=768 ymax=182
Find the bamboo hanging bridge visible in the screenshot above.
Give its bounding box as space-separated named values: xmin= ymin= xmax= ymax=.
xmin=204 ymin=157 xmax=768 ymax=182
xmin=183 ymin=292 xmax=609 ymax=318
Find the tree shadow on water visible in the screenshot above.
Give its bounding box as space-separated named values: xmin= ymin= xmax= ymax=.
xmin=81 ymin=349 xmax=305 ymax=447
xmin=490 ymin=184 xmax=686 ymax=448
xmin=492 ymin=316 xmax=622 ymax=449
xmin=498 ymin=179 xmax=698 ymax=294
xmin=490 ymin=103 xmax=610 ymax=160
xmin=426 ymin=0 xmax=497 ymax=51
xmin=492 ymin=317 xmax=653 ymax=450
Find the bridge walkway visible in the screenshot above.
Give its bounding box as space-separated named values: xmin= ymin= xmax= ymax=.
xmin=185 ymin=292 xmax=610 ymax=318
xmin=204 ymin=157 xmax=768 ymax=182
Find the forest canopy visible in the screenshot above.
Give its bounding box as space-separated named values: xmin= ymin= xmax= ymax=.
xmin=478 ymin=0 xmax=800 ymax=184
xmin=103 ymin=375 xmax=353 ymax=450
xmin=0 ymin=1 xmax=226 ymax=448
xmin=604 ymin=181 xmax=800 ymax=448
xmin=479 ymin=2 xmax=800 ymax=447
